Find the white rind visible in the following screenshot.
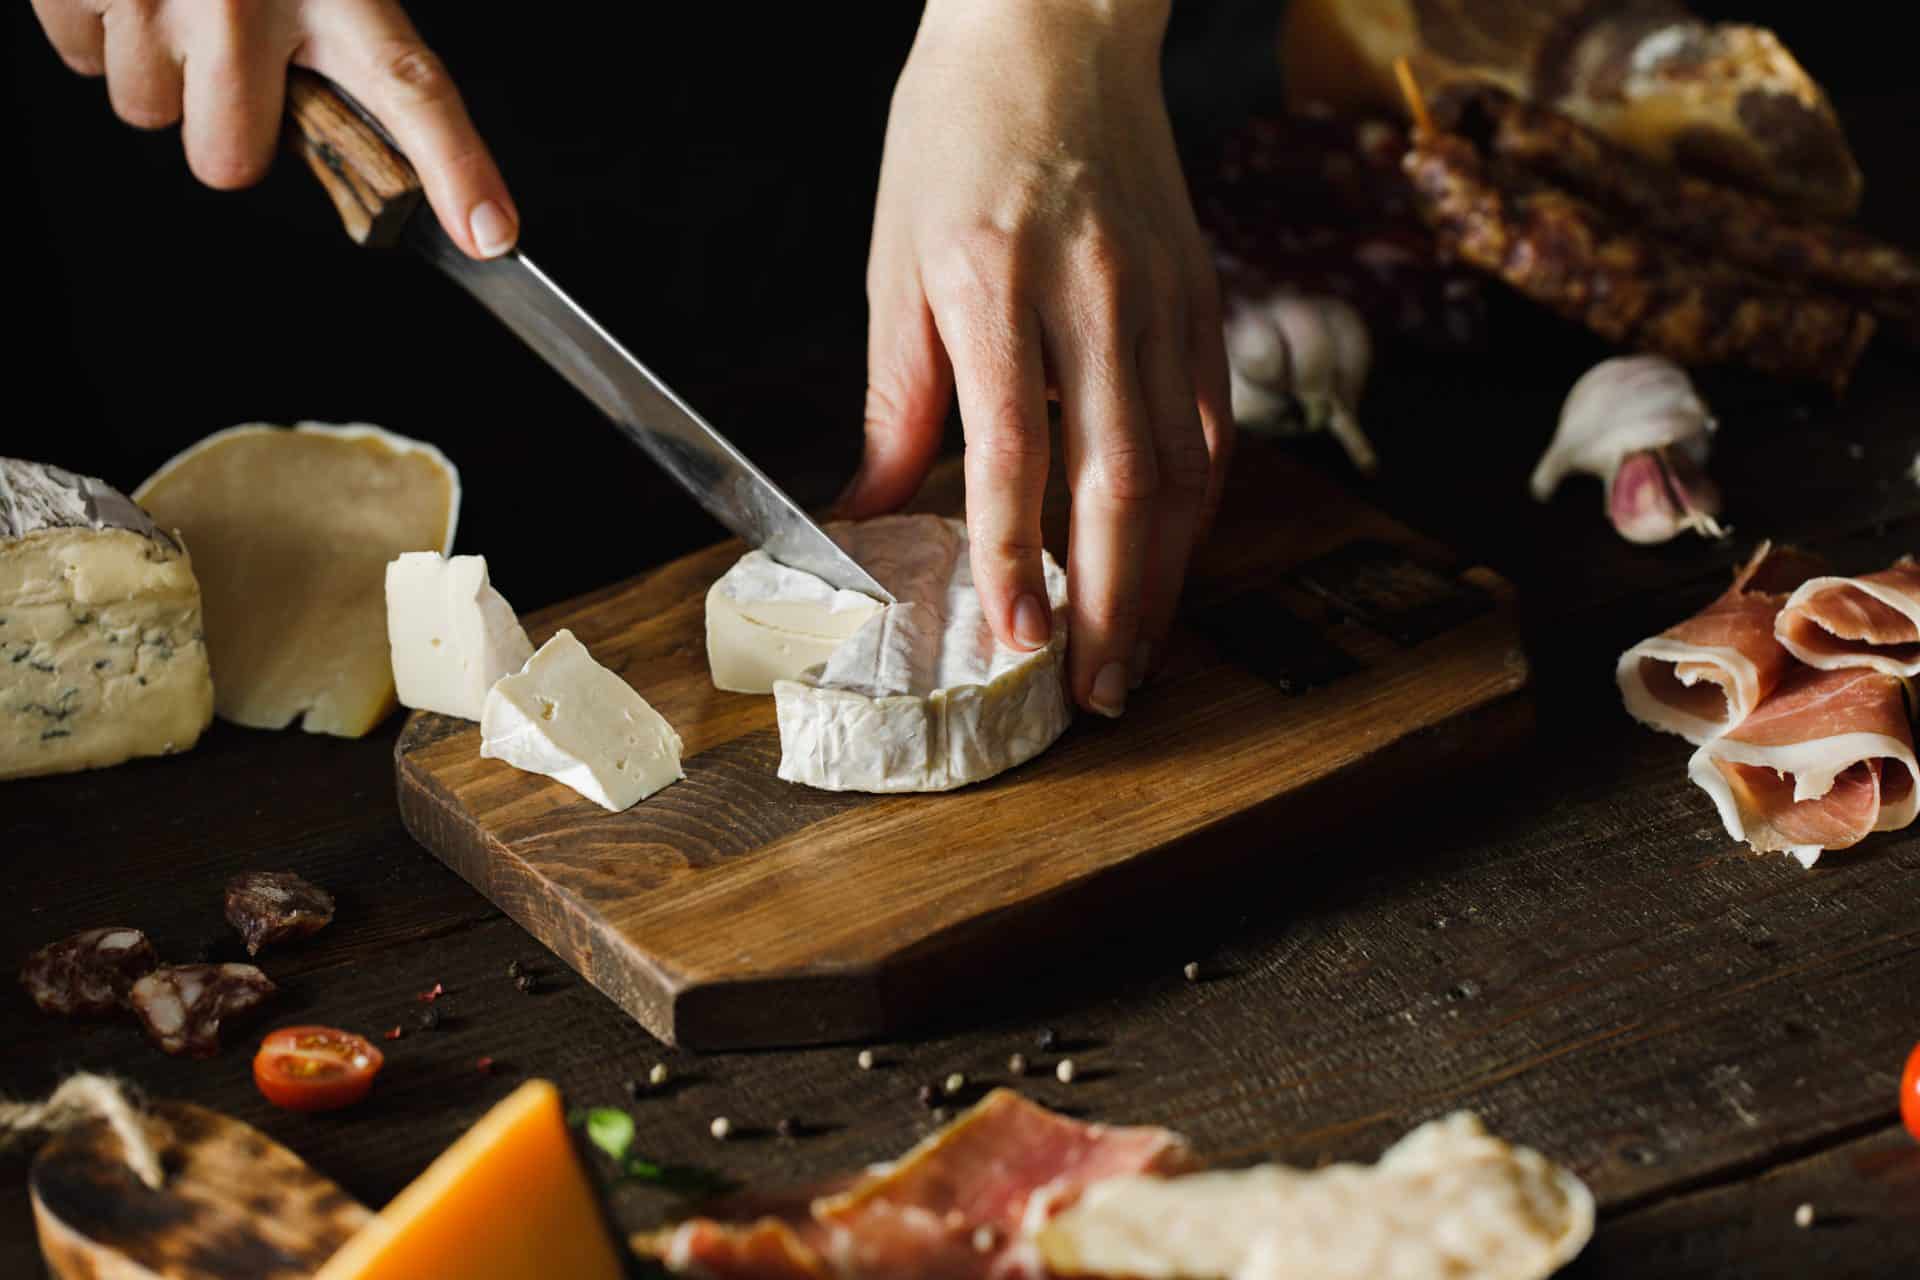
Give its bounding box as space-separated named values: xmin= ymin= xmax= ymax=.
xmin=706 ymin=547 xmax=885 ymax=694
xmin=766 ymin=514 xmax=1072 ymax=793
xmin=1614 ymin=638 xmax=1758 ymax=745
xmin=1776 ymin=574 xmax=1920 ymax=676
xmin=135 ymin=422 xmax=461 ymax=556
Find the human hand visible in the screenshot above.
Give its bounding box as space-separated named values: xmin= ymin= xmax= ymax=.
xmin=849 ymin=0 xmax=1232 ymax=718
xmin=29 ymin=0 xmax=516 ymax=258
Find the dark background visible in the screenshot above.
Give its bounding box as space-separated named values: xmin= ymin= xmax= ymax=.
xmin=5 ymin=2 xmax=1893 ymax=612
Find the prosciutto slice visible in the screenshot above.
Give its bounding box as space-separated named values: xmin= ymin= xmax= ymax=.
xmin=1775 ymin=556 xmax=1920 ymax=676
xmin=636 ymin=1089 xmax=1195 ymax=1280
xmin=1617 ymin=543 xmax=1826 ymax=744
xmin=1687 ymin=666 xmax=1920 ymax=867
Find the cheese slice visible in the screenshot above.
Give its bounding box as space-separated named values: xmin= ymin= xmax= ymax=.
xmin=481 ymin=628 xmax=683 ymax=810
xmin=706 ymin=547 xmax=885 ymax=693
xmin=134 ymin=423 xmax=459 ymax=738
xmin=386 ymin=552 xmax=533 ymax=720
xmin=1 ymin=458 xmax=213 ymax=780
xmin=767 ymin=514 xmax=1072 ymax=793
xmin=1036 ymin=1112 xmax=1594 ymax=1280
xmin=313 ymin=1079 xmax=624 ymax=1280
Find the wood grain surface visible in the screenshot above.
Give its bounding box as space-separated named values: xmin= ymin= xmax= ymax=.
xmin=393 ymin=449 xmax=1529 ymax=1049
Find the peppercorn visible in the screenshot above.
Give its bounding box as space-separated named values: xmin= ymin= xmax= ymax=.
xmin=943 ymin=1072 xmax=966 ymax=1097
xmin=649 ymin=1062 xmax=670 ymax=1087
xmin=776 ymin=1116 xmax=798 ymax=1140
xmin=515 ymin=973 xmax=537 ymax=994
xmin=1183 ymin=961 xmax=1201 ymax=982
xmin=1007 ymin=1053 xmax=1028 ymax=1077
xmin=1055 ymin=1058 xmax=1076 ymax=1084
xmin=709 ymin=1116 xmax=732 ymax=1141
xmin=857 ymin=1049 xmax=875 ymax=1070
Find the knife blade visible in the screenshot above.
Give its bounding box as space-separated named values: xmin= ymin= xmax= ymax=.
xmin=283 ymin=71 xmax=892 ymax=603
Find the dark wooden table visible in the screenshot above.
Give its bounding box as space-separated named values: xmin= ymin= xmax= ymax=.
xmin=9 ymin=346 xmax=1920 ymax=1277
xmin=16 ymin=115 xmax=1920 ymax=1270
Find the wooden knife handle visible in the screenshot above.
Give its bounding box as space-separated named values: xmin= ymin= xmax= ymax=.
xmin=283 ymin=69 xmax=422 ymax=248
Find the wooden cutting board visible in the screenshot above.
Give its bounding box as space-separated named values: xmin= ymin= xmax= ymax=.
xmin=394 ymin=443 xmax=1529 ymax=1049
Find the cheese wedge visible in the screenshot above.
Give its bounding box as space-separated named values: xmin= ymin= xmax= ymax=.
xmin=2 ymin=458 xmax=213 ymax=780
xmin=314 ymin=1079 xmax=624 ymax=1280
xmin=481 ymin=629 xmax=684 ymax=811
xmin=386 ymin=552 xmax=533 ymax=720
xmin=706 ymin=547 xmax=884 ymax=693
xmin=134 ymin=423 xmax=459 ymax=737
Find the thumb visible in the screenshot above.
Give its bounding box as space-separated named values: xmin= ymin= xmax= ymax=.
xmin=841 ymin=288 xmax=952 ymax=518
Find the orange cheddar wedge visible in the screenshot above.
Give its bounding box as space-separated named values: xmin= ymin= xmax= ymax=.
xmin=315 ymin=1079 xmax=624 ymax=1280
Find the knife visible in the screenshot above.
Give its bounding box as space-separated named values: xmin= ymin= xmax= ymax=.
xmin=281 ymin=70 xmax=893 ymax=604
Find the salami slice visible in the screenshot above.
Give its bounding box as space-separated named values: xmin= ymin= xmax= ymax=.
xmin=19 ymin=928 xmax=159 ymax=1017
xmin=128 ymin=964 xmax=276 ymax=1057
xmin=224 ymin=871 xmax=335 ymax=956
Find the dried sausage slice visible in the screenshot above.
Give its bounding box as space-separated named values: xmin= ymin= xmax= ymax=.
xmin=19 ymin=928 xmax=159 ymax=1016
xmin=128 ymin=964 xmax=276 ymax=1057
xmin=224 ymin=871 xmax=335 ymax=956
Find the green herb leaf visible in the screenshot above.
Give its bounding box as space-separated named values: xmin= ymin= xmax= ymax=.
xmin=584 ymin=1107 xmax=635 ymax=1163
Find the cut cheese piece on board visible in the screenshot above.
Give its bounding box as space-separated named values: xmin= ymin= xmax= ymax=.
xmin=1 ymin=457 xmax=213 ymax=780
xmin=706 ymin=546 xmax=884 ymax=693
xmin=32 ymin=1099 xmax=371 ymax=1280
xmin=767 ymin=513 xmax=1071 ymax=792
xmin=134 ymin=423 xmax=458 ymax=738
xmin=1037 ymin=1112 xmax=1594 ymax=1280
xmin=386 ymin=551 xmax=533 ymax=720
xmin=481 ymin=628 xmax=683 ymax=810
xmin=313 ymin=1079 xmax=624 ymax=1280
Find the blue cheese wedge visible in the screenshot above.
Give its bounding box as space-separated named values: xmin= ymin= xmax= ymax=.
xmin=1036 ymin=1112 xmax=1594 ymax=1280
xmin=1 ymin=458 xmax=213 ymax=780
xmin=766 ymin=514 xmax=1072 ymax=793
xmin=386 ymin=552 xmax=533 ymax=720
xmin=480 ymin=629 xmax=683 ymax=811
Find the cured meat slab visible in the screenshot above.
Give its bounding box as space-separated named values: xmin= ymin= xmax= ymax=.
xmin=393 ymin=448 xmax=1529 ymax=1049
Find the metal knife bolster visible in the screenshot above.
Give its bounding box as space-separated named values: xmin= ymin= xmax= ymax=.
xmin=402 ymin=219 xmax=894 ymax=604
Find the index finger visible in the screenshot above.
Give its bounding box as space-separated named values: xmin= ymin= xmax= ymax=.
xmin=299 ymin=0 xmax=517 ymax=259
xmin=932 ymin=277 xmax=1055 ymax=655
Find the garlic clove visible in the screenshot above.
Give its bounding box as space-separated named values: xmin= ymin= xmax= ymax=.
xmin=1606 ymin=446 xmax=1727 ymax=544
xmin=1532 ymin=355 xmax=1715 ymax=503
xmin=1224 ymin=303 xmax=1290 ymax=388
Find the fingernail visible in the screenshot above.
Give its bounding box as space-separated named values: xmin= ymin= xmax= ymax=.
xmin=1013 ymin=594 xmax=1051 ymax=649
xmin=1129 ymin=640 xmax=1152 ymax=690
xmin=1090 ymin=662 xmax=1128 ymax=718
xmin=468 ymin=200 xmax=517 ymax=258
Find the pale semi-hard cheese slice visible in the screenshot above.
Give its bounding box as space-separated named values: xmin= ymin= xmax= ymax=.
xmin=481 ymin=629 xmax=683 ymax=811
xmin=770 ymin=513 xmax=1071 ymax=793
xmin=386 ymin=552 xmax=533 ymax=720
xmin=1 ymin=458 xmax=213 ymax=780
xmin=313 ymin=1079 xmax=624 ymax=1280
xmin=1037 ymin=1112 xmax=1594 ymax=1280
xmin=706 ymin=547 xmax=885 ymax=693
xmin=135 ymin=423 xmax=458 ymax=738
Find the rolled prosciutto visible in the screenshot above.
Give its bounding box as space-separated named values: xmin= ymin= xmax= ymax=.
xmin=1688 ymin=666 xmax=1919 ymax=867
xmin=1775 ymin=556 xmax=1920 ymax=676
xmin=1617 ymin=543 xmax=1825 ymax=744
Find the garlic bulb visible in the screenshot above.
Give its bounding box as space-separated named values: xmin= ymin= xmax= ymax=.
xmin=1531 ymin=355 xmax=1725 ymax=545
xmin=1224 ymin=291 xmax=1376 ymax=473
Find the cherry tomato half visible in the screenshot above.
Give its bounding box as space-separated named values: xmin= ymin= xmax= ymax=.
xmin=1903 ymin=1042 xmax=1920 ymax=1143
xmin=254 ymin=1026 xmax=385 ymax=1112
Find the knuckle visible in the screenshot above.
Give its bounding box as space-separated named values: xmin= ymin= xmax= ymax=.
xmin=377 ymin=40 xmax=453 ymax=102
xmin=965 ymin=430 xmax=1048 ymax=487
xmin=1157 ymin=433 xmax=1212 ymax=496
xmin=925 ymin=225 xmax=1020 ymax=306
xmin=1084 ymin=441 xmax=1160 ymax=506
